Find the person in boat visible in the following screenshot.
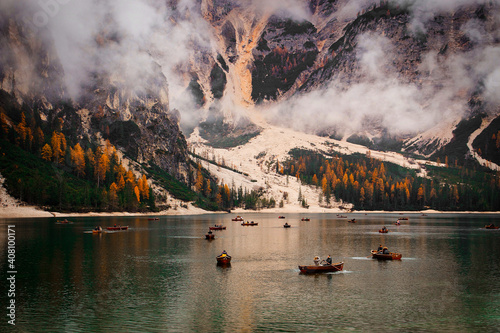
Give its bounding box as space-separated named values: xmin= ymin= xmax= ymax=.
xmin=382 ymin=247 xmax=389 ymax=254
xmin=377 ymin=244 xmax=383 ymax=252
xmin=220 ymin=250 xmax=228 ymax=257
xmin=325 ymin=255 xmax=332 ymax=265
xmin=314 ymin=256 xmax=321 ymax=265
xmin=94 ymin=226 xmax=102 ymax=231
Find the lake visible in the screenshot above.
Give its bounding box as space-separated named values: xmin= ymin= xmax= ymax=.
xmin=1 ymin=213 xmax=499 ymax=332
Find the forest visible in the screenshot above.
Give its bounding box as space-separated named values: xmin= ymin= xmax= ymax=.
xmin=1 ymin=107 xmax=498 ymax=213
xmin=0 ymin=109 xmax=273 ymax=213
xmin=279 ymin=148 xmax=500 ymax=211
xmin=0 ymin=112 xmax=154 ymax=212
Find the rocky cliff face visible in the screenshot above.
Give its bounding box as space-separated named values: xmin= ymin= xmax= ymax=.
xmin=0 ymin=15 xmax=190 ymax=182
xmin=189 ymin=1 xmax=500 ymax=164
xmin=2 ymin=0 xmax=500 ymax=177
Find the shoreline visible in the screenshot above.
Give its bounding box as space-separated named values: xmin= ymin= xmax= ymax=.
xmin=1 ymin=205 xmax=499 ymax=219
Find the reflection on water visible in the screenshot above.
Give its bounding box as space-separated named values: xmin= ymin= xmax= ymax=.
xmin=0 ymin=213 xmax=499 ymax=332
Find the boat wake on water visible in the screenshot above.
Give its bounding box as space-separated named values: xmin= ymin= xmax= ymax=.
xmin=328 ymin=270 xmax=353 ymax=274
xmin=350 ymin=257 xmax=373 ymax=260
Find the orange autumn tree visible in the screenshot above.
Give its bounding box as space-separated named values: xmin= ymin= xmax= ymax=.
xmin=41 ymin=144 xmax=53 ymax=161
xmin=138 ymin=175 xmax=149 ymax=200
xmin=51 ymin=131 xmax=67 ymax=164
xmin=70 ymin=143 xmax=86 ymax=177
xmin=95 ymin=147 xmax=110 ymax=187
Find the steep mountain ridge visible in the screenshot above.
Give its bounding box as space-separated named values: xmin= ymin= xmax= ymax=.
xmin=1 ymin=0 xmax=499 ymax=213
xmin=191 ymin=1 xmax=500 ymax=169
xmin=0 ymin=17 xmax=190 ymax=184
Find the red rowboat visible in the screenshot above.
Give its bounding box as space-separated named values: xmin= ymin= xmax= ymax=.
xmin=216 ymin=254 xmax=231 ymax=265
xmin=241 ymin=221 xmax=258 ymax=226
xmin=485 ymin=224 xmax=499 ymax=229
xmin=298 ymin=262 xmax=344 ymax=274
xmin=106 ymin=226 xmax=129 ymax=231
xmin=209 ymin=225 xmax=226 ymax=230
xmin=232 ymin=216 xmax=244 ymax=221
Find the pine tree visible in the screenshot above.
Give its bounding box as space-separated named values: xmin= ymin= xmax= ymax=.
xmin=360 ymin=187 xmax=365 ymax=207
xmin=417 ymin=185 xmax=425 ymax=205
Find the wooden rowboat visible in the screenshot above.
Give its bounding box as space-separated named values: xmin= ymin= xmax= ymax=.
xmin=379 ymin=228 xmax=389 ymax=233
xmin=485 ymin=224 xmax=499 ymax=229
xmin=148 ymin=217 xmax=159 ymax=221
xmin=371 ymin=250 xmax=402 ymax=260
xmin=301 ymin=218 xmax=310 ymax=221
xmin=278 ymin=216 xmax=285 ymax=219
xmin=241 ymin=221 xmax=258 ymax=226
xmin=106 ymin=226 xmax=129 ymax=231
xmin=209 ymin=225 xmax=226 ymax=230
xmin=216 ymin=254 xmax=231 ymax=265
xmin=232 ymin=216 xmax=244 ymax=221
xmin=298 ymin=262 xmax=344 ymax=274
xmin=205 ymin=231 xmax=215 ymax=240
xmin=348 ymin=219 xmax=356 ymax=223
xmin=283 ymin=223 xmax=291 ymax=228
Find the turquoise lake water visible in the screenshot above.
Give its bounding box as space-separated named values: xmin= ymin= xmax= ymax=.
xmin=1 ymin=213 xmax=499 ymax=332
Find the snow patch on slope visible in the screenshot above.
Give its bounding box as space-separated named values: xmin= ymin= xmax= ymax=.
xmin=468 ymin=116 xmax=500 ymax=171
xmin=188 ymin=122 xmax=441 ymax=211
xmin=404 ymin=117 xmax=460 ymax=157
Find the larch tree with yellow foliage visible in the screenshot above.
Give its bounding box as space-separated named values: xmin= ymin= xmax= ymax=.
xmin=41 ymin=144 xmax=53 ymax=161
xmin=70 ymin=143 xmax=86 ymax=177
xmin=138 ymin=175 xmax=149 ymax=200
xmin=51 ymin=132 xmax=67 ymax=164
xmin=95 ymin=152 xmax=110 ymax=188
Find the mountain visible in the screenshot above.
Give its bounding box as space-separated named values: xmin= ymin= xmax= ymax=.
xmin=0 ymin=0 xmax=499 ymax=213
xmin=193 ymin=0 xmax=500 ymax=167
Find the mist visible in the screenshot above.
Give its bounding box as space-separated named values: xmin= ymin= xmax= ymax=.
xmin=2 ymin=0 xmax=500 ymax=138
xmin=262 ymin=0 xmax=500 ymax=137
